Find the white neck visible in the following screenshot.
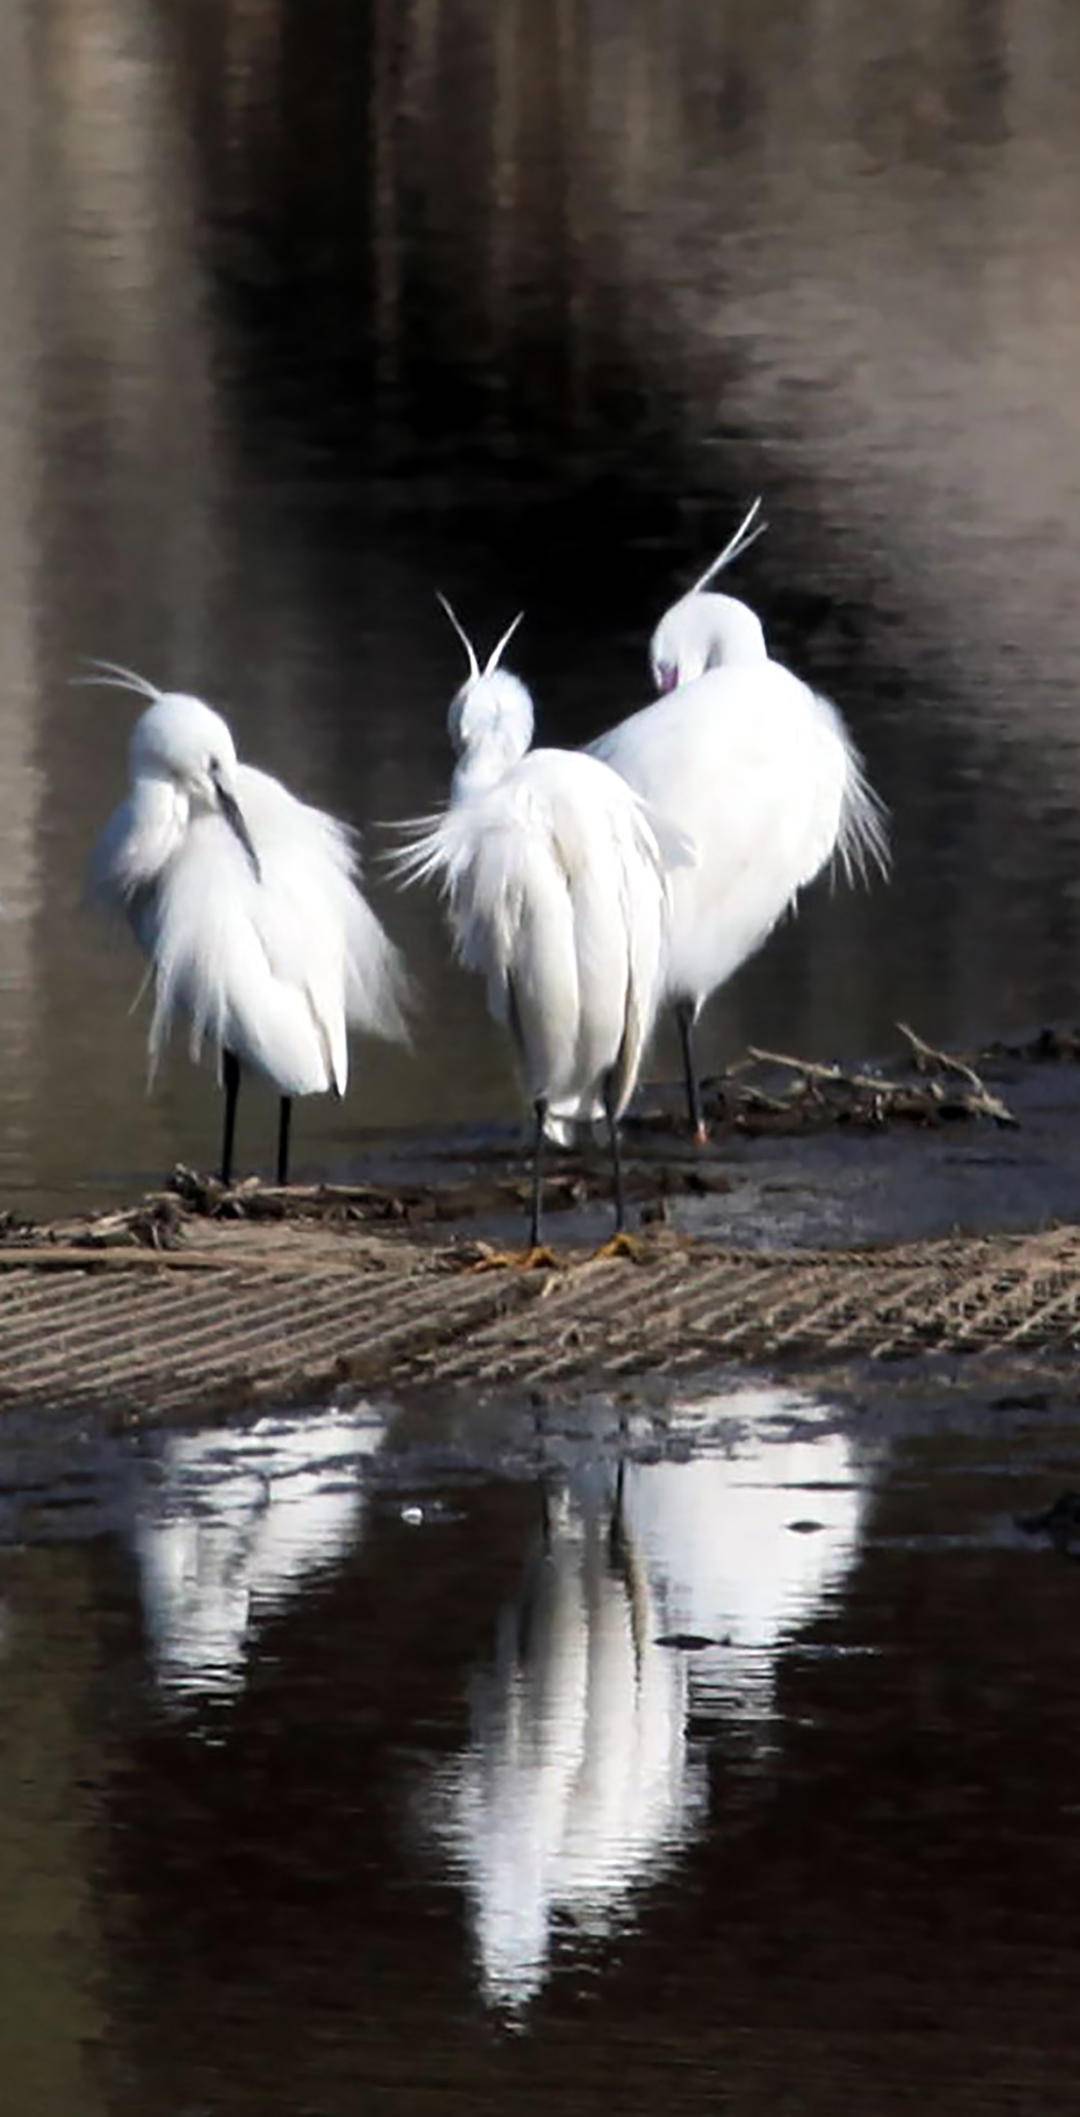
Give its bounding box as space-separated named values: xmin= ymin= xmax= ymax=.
xmin=451 ymin=730 xmax=528 ymax=802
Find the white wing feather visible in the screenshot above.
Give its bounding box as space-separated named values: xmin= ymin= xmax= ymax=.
xmin=95 ymin=764 xmax=410 ymax=1095
xmin=591 ymin=662 xmax=888 ymax=1013
xmin=395 ymin=750 xmax=678 ymax=1135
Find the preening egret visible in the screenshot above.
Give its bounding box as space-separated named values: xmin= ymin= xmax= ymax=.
xmin=89 ymin=665 xmax=409 ymax=1184
xmin=394 ymin=602 xmax=687 ymax=1250
xmin=591 ymin=501 xmax=889 ymax=1139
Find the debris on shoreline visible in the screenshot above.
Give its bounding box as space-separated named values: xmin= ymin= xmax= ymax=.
xmin=631 ymin=1020 xmax=1018 ymax=1137
xmin=0 ymin=1023 xmax=1024 ymax=1264
xmin=0 ymin=1011 xmax=1074 ymax=1419
xmin=980 ymin=1026 xmax=1080 ymax=1065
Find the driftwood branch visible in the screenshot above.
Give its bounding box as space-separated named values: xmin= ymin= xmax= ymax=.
xmin=742 ymin=1035 xmax=1017 ymax=1128
xmin=895 ymin=1020 xmax=986 ymax=1091
xmin=747 ymin=1047 xmax=885 ymax=1094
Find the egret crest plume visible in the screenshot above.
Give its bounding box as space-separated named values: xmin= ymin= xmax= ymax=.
xmin=688 ymin=497 xmax=768 ymax=597
xmin=436 ymin=593 xmax=525 ymax=679
xmin=435 ymin=593 xmax=480 ymax=681
xmin=73 ymin=658 xmax=165 ymax=702
xmin=483 ymin=610 xmax=525 ymax=676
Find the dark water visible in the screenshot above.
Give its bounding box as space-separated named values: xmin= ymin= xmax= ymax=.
xmin=7 ymin=18 xmax=1080 ymax=2099
xmin=3 ymin=0 xmax=1080 ymax=1210
xmin=4 ymin=1371 xmax=1080 ymax=2112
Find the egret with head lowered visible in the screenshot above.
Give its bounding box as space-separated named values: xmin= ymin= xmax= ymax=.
xmin=591 ymin=501 xmax=889 ymax=1140
xmin=90 ymin=665 xmax=410 ymax=1185
xmin=394 ymin=602 xmax=688 ymax=1253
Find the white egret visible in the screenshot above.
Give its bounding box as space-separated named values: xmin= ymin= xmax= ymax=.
xmin=89 ymin=664 xmax=409 ymax=1185
xmin=394 ymin=602 xmax=688 ymax=1250
xmin=591 ymin=501 xmax=890 ymax=1138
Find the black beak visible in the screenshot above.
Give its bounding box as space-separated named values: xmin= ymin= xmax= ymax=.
xmin=217 ymin=783 xmax=261 ymax=882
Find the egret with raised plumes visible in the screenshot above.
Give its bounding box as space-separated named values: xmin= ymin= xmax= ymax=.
xmin=394 ymin=602 xmax=689 ymax=1251
xmin=590 ymin=501 xmax=890 ymax=1139
xmin=89 ymin=665 xmax=410 ymax=1185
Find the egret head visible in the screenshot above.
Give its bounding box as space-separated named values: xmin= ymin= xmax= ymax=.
xmin=649 ymin=590 xmax=767 ymax=691
xmin=78 ymin=663 xmax=261 ymax=882
xmin=130 ymin=692 xmax=261 ymax=879
xmin=650 ymin=499 xmax=769 ymax=691
xmin=436 ymin=598 xmax=534 ymax=793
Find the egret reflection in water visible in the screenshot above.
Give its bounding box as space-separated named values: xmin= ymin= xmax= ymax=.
xmin=133 ymin=1408 xmax=384 ymax=1704
xmin=434 ymin=1388 xmax=875 ymax=2012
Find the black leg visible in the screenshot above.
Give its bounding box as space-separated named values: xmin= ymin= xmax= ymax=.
xmin=675 ymin=999 xmax=706 ymax=1142
xmin=220 ymin=1050 xmax=241 ymax=1186
xmin=533 ymin=1398 xmax=552 ymax=1547
xmin=276 ymin=1096 xmax=292 ymax=1187
xmin=602 ymin=1070 xmax=626 ymax=1233
xmin=608 ymin=1457 xmax=627 ymax=1566
xmin=529 ymin=1098 xmax=547 ymax=1248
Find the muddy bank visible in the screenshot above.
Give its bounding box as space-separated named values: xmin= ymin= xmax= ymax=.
xmin=1 ymin=1041 xmax=1076 ymax=1423
xmin=172 ymin=1031 xmax=1076 ymax=1256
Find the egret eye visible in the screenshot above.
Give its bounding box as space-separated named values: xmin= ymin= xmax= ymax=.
xmin=207 ymin=755 xmax=221 ymax=780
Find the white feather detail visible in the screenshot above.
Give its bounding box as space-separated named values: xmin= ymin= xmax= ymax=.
xmin=393 ymin=749 xmax=684 ymax=1132
xmin=829 ymin=719 xmax=892 ymax=888
xmin=94 ymin=756 xmax=410 ymax=1096
xmin=591 ymin=646 xmax=888 ymax=1016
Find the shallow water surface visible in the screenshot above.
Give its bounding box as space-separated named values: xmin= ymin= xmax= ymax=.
xmin=3 ymin=2 xmax=1080 ymax=1210
xmin=4 ymin=1373 xmax=1080 ymax=2112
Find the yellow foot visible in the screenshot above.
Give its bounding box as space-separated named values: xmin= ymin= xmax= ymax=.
xmin=591 ymin=1231 xmax=652 ymax=1263
xmin=469 ymin=1242 xmax=561 ymax=1274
